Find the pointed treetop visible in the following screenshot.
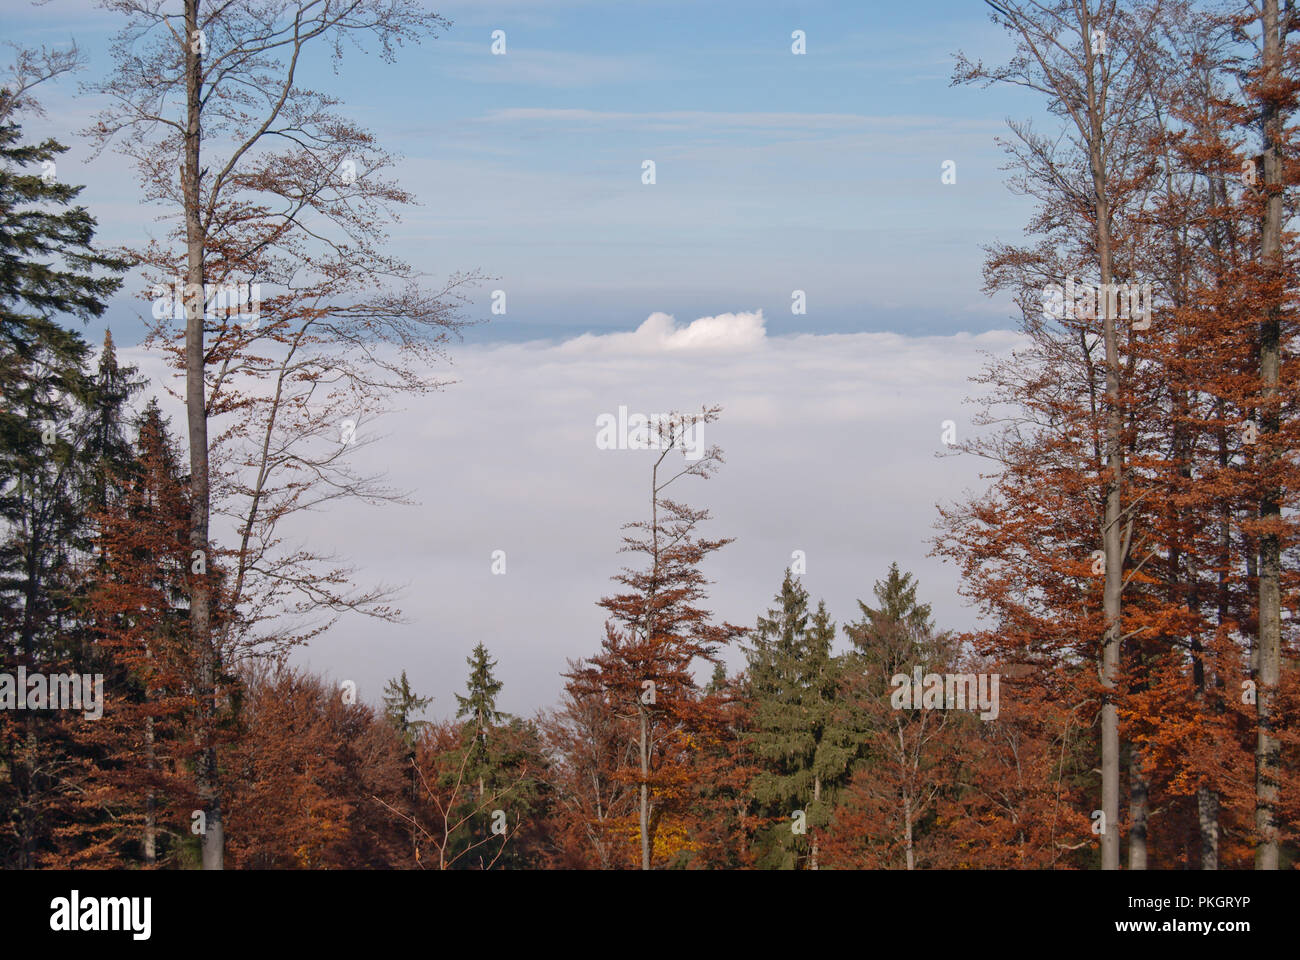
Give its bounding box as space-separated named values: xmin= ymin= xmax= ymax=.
xmin=455 ymin=642 xmax=508 ymax=728
xmin=867 ymin=562 xmax=933 ymax=635
xmin=382 ymin=670 xmax=432 ymax=750
xmin=844 ymin=563 xmax=947 ymax=668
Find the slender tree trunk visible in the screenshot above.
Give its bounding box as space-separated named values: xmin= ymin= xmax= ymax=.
xmin=144 ymin=711 xmax=157 ymax=864
xmin=478 ymin=713 xmax=486 ymax=799
xmin=1192 ymin=620 xmax=1221 ymax=870
xmin=1201 ymin=479 xmax=1226 ymax=874
xmin=1197 ymin=788 xmax=1220 ymax=870
xmin=183 ymin=0 xmax=222 ymax=870
xmin=1254 ymin=0 xmax=1283 ymax=872
xmin=903 ymin=791 xmax=914 ymax=871
xmin=18 ymin=719 xmax=36 ymax=869
xmin=1128 ymin=748 xmax=1148 ymax=869
xmin=637 ymin=457 xmax=661 ymax=872
xmin=406 ymin=748 xmax=418 ymax=857
xmin=1084 ymin=30 xmax=1124 ymax=867
xmin=17 ymin=557 xmax=39 ymax=869
xmin=811 ymin=774 xmax=821 ymax=871
xmin=639 ymin=704 xmax=650 ymax=870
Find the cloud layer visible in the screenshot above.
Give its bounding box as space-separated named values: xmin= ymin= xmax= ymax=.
xmin=125 ymin=317 xmax=1019 ymax=720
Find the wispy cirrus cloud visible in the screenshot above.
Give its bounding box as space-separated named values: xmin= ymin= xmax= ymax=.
xmin=479 ymin=107 xmax=999 ymax=133
xmin=434 ymin=41 xmax=656 ymax=88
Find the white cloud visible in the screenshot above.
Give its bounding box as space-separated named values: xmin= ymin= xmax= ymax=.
xmin=435 ymin=43 xmax=654 ymax=88
xmin=479 ymin=108 xmax=998 ymax=133
xmin=122 ymin=321 xmax=1021 ymax=721
xmin=558 ymin=310 xmax=767 ymax=354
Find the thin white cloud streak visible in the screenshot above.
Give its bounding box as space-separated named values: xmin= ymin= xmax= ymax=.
xmin=480 ymin=107 xmax=1001 ymax=133
xmin=435 ymin=41 xmax=656 ymax=88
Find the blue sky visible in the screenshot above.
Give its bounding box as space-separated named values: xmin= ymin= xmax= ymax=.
xmin=5 ymin=0 xmax=1038 ymax=344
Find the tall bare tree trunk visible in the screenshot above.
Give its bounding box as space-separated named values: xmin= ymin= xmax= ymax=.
xmin=183 ymin=0 xmax=222 ymax=871
xmin=1195 ymin=586 xmax=1221 ymax=870
xmin=1083 ymin=16 xmax=1124 ymax=869
xmin=637 ymin=457 xmax=661 ymax=872
xmin=1128 ymin=749 xmax=1148 ymax=869
xmin=1198 ymin=471 xmax=1226 ymax=873
xmin=1254 ymin=0 xmax=1283 ymax=872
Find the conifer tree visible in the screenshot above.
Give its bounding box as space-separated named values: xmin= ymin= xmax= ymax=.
xmin=380 ymin=670 xmax=433 ymax=855
xmin=0 ymin=111 xmax=125 ymax=867
xmin=455 ymin=643 xmax=509 ymax=778
xmin=81 ymin=330 xmax=143 ymax=514
xmin=827 ymin=564 xmax=959 ymax=869
xmin=806 ymin=599 xmax=854 ymax=867
xmin=565 ymin=407 xmax=744 ymax=869
xmin=81 ymin=401 xmax=194 ymax=866
xmin=706 ymin=661 xmax=728 ymax=694
xmin=745 ymin=570 xmax=844 ymax=869
xmin=410 ymin=648 xmax=549 ymax=870
xmin=455 ymin=642 xmax=509 ymax=800
xmin=382 ymin=671 xmax=433 ymax=753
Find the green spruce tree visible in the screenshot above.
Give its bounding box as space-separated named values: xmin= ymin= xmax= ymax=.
xmin=81 ymin=330 xmax=145 ymax=514
xmin=381 ymin=670 xmax=433 ymax=854
xmin=382 ymin=670 xmax=433 ymax=751
xmin=828 ymin=563 xmax=956 ymax=867
xmin=445 ymin=644 xmax=550 ymax=869
xmin=0 ymin=114 xmax=126 ymax=867
xmin=843 ymin=562 xmax=952 ymax=670
xmin=744 ymin=569 xmax=846 ymax=869
xmin=455 ymin=642 xmax=509 ymax=797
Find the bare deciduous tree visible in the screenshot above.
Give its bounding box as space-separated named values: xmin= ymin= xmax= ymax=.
xmin=86 ymin=0 xmax=477 ymax=868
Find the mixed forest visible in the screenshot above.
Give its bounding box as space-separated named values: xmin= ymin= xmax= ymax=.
xmin=1 ymin=0 xmax=1298 ymax=869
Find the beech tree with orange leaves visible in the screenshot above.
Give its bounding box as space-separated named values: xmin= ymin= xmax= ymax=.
xmin=541 ymin=680 xmax=641 ymax=869
xmin=952 ymin=0 xmax=1175 ymax=870
xmin=87 ymin=0 xmax=478 ymax=868
xmin=223 ymin=664 xmax=413 ymax=869
xmin=941 ymin=0 xmax=1299 ymax=870
xmin=565 ymin=407 xmax=745 ymax=869
xmin=81 ymin=401 xmax=205 ymax=866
